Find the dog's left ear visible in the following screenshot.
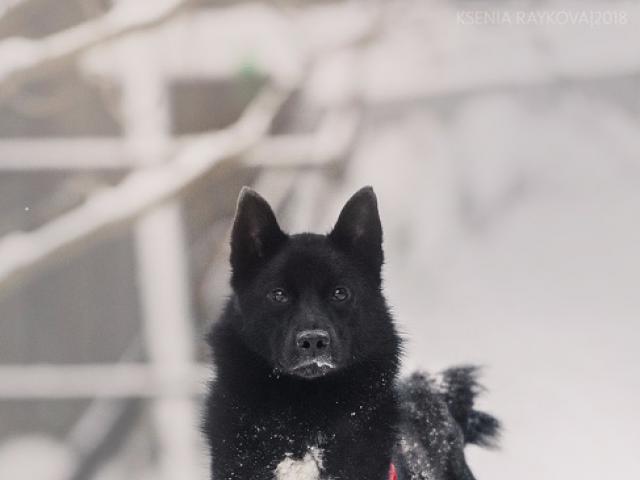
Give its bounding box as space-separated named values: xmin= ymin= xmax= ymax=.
xmin=329 ymin=186 xmax=383 ymax=280
xmin=230 ymin=187 xmax=287 ymax=288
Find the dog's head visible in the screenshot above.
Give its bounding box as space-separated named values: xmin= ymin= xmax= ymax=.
xmin=228 ymin=186 xmax=397 ymax=379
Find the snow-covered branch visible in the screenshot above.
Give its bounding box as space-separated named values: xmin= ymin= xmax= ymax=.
xmin=0 ymin=0 xmax=190 ymax=96
xmin=0 ymin=362 xmax=210 ymax=398
xmin=0 ymin=83 xmax=291 ymax=295
xmin=0 ymin=0 xmax=28 ymax=18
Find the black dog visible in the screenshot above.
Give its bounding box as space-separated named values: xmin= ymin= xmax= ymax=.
xmin=203 ymin=187 xmax=498 ymax=480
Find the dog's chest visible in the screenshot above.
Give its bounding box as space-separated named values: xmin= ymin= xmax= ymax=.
xmin=243 ymin=413 xmax=333 ymax=479
xmin=257 ymin=419 xmax=332 ymax=480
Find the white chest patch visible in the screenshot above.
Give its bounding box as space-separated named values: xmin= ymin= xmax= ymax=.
xmin=274 ymin=446 xmax=324 ymax=480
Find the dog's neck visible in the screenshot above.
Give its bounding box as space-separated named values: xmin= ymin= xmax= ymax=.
xmin=206 ymin=303 xmax=402 ymax=480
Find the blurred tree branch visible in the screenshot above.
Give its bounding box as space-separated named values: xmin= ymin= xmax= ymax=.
xmin=0 ymin=83 xmax=291 ymax=297
xmin=0 ymin=0 xmax=29 ymax=18
xmin=0 ymin=0 xmax=191 ymax=99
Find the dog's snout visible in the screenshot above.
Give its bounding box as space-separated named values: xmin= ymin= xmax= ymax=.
xmin=296 ymin=329 xmax=330 ymax=354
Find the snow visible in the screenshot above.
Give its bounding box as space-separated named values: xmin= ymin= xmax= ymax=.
xmin=274 ymin=447 xmax=325 ymax=480
xmin=0 ymin=435 xmax=74 ymax=480
xmin=297 ymin=359 xmax=336 ymax=369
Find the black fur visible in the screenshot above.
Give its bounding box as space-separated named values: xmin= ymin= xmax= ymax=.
xmin=439 ymin=366 xmax=500 ymax=448
xmin=393 ymin=369 xmax=500 ymax=480
xmin=203 ymin=187 xmax=499 ymax=480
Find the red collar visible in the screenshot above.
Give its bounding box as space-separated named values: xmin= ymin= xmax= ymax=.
xmin=389 ymin=463 xmax=398 ymax=480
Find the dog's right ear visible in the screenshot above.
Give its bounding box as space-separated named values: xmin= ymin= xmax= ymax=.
xmin=329 ymin=186 xmax=383 ymax=282
xmin=230 ymin=187 xmax=287 ymax=286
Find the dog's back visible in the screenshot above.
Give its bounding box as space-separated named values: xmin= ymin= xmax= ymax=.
xmin=394 ymin=368 xmax=500 ymax=480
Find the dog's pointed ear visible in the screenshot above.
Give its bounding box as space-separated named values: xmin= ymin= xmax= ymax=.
xmin=230 ymin=187 xmax=287 ymax=285
xmin=329 ymin=186 xmax=383 ymax=279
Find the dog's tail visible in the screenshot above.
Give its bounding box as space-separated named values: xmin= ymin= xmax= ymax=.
xmin=438 ymin=366 xmax=500 ymax=447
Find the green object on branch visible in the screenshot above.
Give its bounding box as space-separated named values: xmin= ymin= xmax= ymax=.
xmin=237 ymin=54 xmax=262 ymax=81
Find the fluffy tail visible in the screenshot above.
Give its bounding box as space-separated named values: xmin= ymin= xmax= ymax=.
xmin=439 ymin=366 xmax=500 ymax=447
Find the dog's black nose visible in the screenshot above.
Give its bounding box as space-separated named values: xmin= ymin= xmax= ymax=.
xmin=296 ymin=330 xmax=330 ymax=354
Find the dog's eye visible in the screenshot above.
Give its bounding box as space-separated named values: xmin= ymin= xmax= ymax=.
xmin=269 ymin=288 xmax=289 ymax=304
xmin=331 ymin=286 xmax=350 ymax=302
